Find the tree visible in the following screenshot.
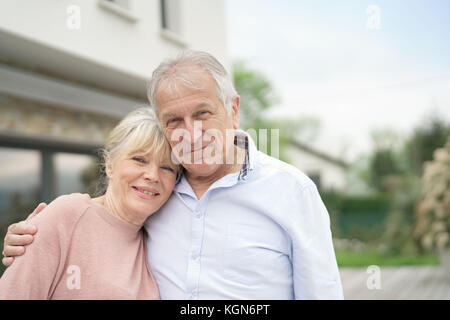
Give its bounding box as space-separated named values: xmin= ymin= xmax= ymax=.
xmin=364 ymin=110 xmax=450 ymax=255
xmin=367 ymin=129 xmax=405 ymax=192
xmin=232 ymin=61 xmax=320 ymax=162
xmin=232 ymin=60 xmax=280 ymax=128
xmin=405 ymin=113 xmax=450 ymax=176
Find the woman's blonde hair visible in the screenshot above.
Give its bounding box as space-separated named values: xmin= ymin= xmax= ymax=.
xmin=96 ymin=107 xmax=174 ymax=194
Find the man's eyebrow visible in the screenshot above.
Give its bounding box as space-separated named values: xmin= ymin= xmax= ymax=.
xmin=161 ymin=111 xmax=179 ymax=121
xmin=194 ymin=102 xmax=214 ymax=112
xmin=162 ymin=103 xmax=214 ymax=119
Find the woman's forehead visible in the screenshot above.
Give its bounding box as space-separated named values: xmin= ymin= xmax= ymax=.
xmin=128 ymin=146 xmax=175 ymax=165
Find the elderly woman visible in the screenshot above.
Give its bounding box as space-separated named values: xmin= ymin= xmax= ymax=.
xmin=0 ymin=107 xmax=177 ymax=299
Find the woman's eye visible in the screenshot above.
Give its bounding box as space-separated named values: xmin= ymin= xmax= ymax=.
xmin=161 ymin=166 xmax=174 ymax=172
xmin=132 ymin=157 xmax=145 ymax=163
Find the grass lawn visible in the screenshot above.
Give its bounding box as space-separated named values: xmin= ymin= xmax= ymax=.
xmin=336 ymin=250 xmax=440 ymax=267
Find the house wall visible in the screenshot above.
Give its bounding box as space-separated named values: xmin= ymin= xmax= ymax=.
xmin=0 ymin=0 xmax=229 ymax=221
xmin=0 ymin=0 xmax=230 ymax=79
xmin=286 ymin=145 xmax=348 ymax=191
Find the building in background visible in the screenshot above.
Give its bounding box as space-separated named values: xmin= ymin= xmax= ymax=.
xmin=286 ymin=140 xmax=349 ymax=192
xmin=0 ymin=0 xmax=228 ymax=224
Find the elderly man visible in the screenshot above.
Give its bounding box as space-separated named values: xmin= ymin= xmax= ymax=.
xmin=2 ymin=50 xmax=343 ymax=299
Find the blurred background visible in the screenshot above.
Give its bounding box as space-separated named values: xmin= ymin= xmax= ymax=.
xmin=0 ymin=0 xmax=449 ymax=298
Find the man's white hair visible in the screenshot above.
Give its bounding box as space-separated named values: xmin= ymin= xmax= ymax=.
xmin=147 ymin=50 xmax=237 ymax=115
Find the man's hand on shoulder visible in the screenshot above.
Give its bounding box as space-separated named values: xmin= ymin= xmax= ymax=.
xmin=2 ymin=203 xmax=46 ymax=267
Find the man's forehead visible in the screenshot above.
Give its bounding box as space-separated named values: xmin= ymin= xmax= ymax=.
xmin=157 ymin=67 xmax=215 ymax=96
xmin=159 ymin=102 xmax=214 ymax=119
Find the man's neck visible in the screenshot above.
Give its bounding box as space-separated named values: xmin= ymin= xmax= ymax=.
xmin=185 ymin=145 xmax=246 ymax=199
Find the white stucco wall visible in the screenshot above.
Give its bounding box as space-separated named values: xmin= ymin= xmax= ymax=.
xmin=0 ymin=0 xmax=230 ymax=80
xmin=286 ymin=145 xmax=348 ymax=191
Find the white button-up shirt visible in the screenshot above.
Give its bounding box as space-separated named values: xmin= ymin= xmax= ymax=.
xmin=144 ymin=130 xmax=344 ymax=299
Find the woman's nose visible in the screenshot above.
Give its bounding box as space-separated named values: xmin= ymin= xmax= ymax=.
xmin=144 ymin=164 xmax=159 ymax=183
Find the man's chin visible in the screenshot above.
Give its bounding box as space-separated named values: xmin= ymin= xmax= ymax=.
xmin=182 ymin=162 xmax=223 ymax=178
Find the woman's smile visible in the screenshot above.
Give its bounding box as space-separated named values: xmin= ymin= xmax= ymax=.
xmin=132 ymin=186 xmax=160 ymax=199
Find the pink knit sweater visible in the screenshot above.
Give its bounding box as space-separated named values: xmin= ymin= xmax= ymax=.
xmin=0 ymin=193 xmax=159 ymax=300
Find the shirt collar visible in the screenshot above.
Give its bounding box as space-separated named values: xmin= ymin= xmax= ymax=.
xmin=234 ymin=129 xmax=256 ymax=181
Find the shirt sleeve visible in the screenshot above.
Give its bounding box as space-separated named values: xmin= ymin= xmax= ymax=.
xmin=0 ymin=195 xmax=86 ymax=299
xmin=291 ymin=185 xmax=344 ymax=300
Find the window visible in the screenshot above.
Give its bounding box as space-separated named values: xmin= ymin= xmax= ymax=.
xmin=0 ymin=148 xmax=41 ymax=277
xmin=106 ymin=0 xmax=129 ymax=9
xmin=0 ymin=147 xmax=99 ymax=225
xmin=161 ymin=0 xmax=181 ymax=35
xmin=54 ymin=152 xmax=99 ymax=196
xmin=0 ymin=146 xmax=99 ymax=277
xmin=99 ymin=0 xmax=137 ymax=22
xmin=0 ymin=148 xmax=40 ymax=225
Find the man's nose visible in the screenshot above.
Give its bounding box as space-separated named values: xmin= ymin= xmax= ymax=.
xmin=183 ymin=119 xmax=203 ymax=146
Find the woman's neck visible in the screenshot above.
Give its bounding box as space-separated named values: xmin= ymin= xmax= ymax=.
xmin=93 ymin=191 xmax=145 ymax=227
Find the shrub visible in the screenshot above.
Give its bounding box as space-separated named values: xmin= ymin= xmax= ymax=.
xmin=414 ymin=137 xmax=450 ymax=252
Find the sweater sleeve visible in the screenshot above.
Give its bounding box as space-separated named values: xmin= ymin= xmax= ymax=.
xmin=0 ymin=194 xmax=88 ymax=299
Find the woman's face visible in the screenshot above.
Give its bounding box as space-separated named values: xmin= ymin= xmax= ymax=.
xmin=106 ymin=149 xmax=178 ymax=223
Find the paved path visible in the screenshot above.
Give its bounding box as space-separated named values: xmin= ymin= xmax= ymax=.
xmin=339 ymin=265 xmax=450 ymax=299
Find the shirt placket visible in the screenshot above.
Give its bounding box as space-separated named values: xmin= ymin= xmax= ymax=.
xmin=185 ymin=200 xmax=206 ymax=299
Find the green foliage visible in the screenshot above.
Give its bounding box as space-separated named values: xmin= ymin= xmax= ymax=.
xmin=357 ymin=110 xmax=450 ymax=256
xmin=232 ymin=60 xmax=280 ymax=127
xmin=367 ymin=129 xmax=405 ymax=192
xmin=321 ymin=191 xmax=390 ymax=242
xmin=232 ymin=61 xmax=320 ymax=162
xmin=405 ymin=114 xmax=450 ymax=176
xmin=365 ymin=116 xmax=449 ymax=193
xmin=336 ymin=249 xmax=439 ymax=267
xmin=378 ymin=174 xmax=423 ymax=256
xmin=232 ymin=61 xmax=292 ymax=160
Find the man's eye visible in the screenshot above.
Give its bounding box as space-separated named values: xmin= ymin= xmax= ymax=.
xmin=167 ymin=118 xmax=180 ymax=126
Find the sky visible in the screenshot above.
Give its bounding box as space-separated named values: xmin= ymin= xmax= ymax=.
xmin=226 ymin=0 xmax=450 ymax=161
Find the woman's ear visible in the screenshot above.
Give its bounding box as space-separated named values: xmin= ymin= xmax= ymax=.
xmin=105 ymin=156 xmax=113 ymax=179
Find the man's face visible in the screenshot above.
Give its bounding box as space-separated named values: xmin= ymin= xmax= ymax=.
xmin=156 ymin=68 xmax=240 ymax=178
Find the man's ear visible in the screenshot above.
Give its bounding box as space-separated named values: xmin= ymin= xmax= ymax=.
xmin=231 ymin=95 xmax=240 ymax=130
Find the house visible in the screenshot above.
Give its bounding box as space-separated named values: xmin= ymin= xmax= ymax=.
xmin=0 ymin=0 xmax=228 ymax=222
xmin=286 ymin=139 xmax=349 ymax=192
